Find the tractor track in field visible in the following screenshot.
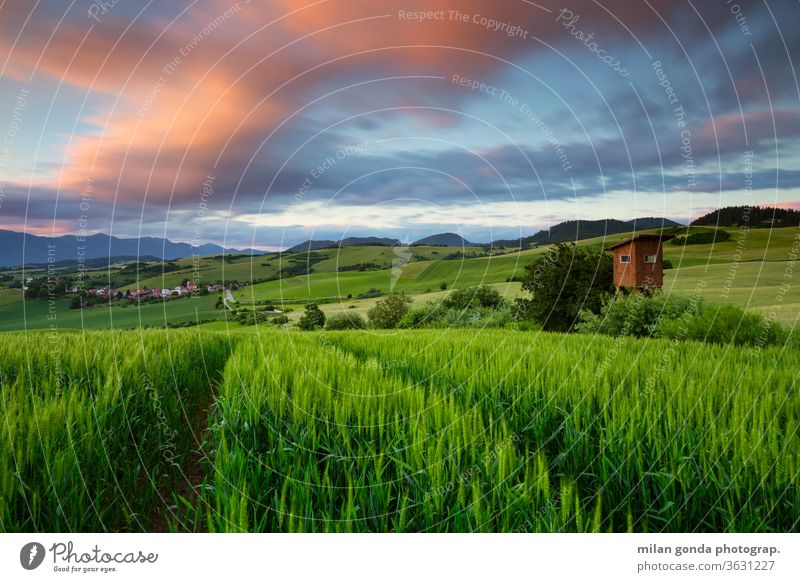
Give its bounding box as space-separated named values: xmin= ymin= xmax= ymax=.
xmin=150 ymin=384 xmax=217 ymax=532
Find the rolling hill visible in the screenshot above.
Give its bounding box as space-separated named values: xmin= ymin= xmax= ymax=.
xmin=692 ymin=205 xmax=800 ymax=227
xmin=286 ymin=236 xmax=400 ymax=252
xmin=526 ymin=217 xmax=682 ymax=245
xmin=0 ymin=218 xmax=797 ymax=330
xmin=411 ymin=233 xmax=477 ymax=247
xmin=488 ymin=217 xmax=681 ymax=249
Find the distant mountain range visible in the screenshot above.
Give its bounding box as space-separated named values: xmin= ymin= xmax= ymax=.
xmin=0 ymin=230 xmax=263 ymax=268
xmin=0 ymin=216 xmax=685 ymax=267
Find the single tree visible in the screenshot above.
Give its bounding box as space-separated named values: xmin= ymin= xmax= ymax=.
xmin=368 ymin=292 xmax=412 ymax=329
xmin=298 ymin=303 xmax=326 ymax=330
xmin=519 ymin=242 xmax=614 ymax=332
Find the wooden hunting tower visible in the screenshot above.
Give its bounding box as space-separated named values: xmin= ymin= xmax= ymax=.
xmin=606 ymin=234 xmax=675 ymax=290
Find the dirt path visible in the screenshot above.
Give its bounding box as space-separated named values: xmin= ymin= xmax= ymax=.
xmin=150 ymin=385 xmax=216 ymax=532
xmin=223 ymin=289 xmax=237 ymax=310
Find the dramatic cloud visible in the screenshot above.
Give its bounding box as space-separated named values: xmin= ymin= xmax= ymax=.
xmin=0 ymin=0 xmax=798 ymax=247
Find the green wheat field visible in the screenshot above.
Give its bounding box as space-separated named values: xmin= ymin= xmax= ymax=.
xmin=1 ymin=327 xmax=797 ymax=532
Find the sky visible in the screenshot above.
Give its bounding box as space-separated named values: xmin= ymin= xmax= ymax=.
xmin=0 ymin=0 xmax=798 ymax=250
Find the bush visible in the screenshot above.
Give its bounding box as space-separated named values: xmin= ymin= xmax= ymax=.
xmin=399 ymin=304 xmax=443 ymax=329
xmin=577 ymin=293 xmax=699 ymax=338
xmin=436 ymin=305 xmax=514 ymax=328
xmin=356 ymin=288 xmax=384 ymax=299
xmin=659 ymin=304 xmax=787 ymax=347
xmin=578 ymin=293 xmax=789 ymax=348
xmin=298 ymin=303 xmax=326 ymax=330
xmin=325 ymin=312 xmax=367 ymax=330
xmin=520 ymin=243 xmax=615 ymax=332
xmin=236 ymin=310 xmax=275 ymax=326
xmin=441 ymin=285 xmax=504 ymax=310
xmin=670 ymin=230 xmax=731 ymax=245
xmin=368 ymin=293 xmax=412 ymax=329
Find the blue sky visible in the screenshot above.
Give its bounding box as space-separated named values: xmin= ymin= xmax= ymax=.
xmin=0 ymin=0 xmax=798 ymax=249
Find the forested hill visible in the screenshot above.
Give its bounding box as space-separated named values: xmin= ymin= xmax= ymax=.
xmin=692 ymin=206 xmax=800 ymax=227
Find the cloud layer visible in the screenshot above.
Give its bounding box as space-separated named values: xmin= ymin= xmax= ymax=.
xmin=0 ymin=0 xmax=798 ymax=247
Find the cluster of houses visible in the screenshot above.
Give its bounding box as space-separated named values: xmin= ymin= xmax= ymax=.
xmin=79 ymin=282 xmax=227 ymax=300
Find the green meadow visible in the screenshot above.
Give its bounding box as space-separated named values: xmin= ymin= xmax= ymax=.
xmin=0 ymin=226 xmax=797 ymax=330
xmin=0 ymin=294 xmax=221 ymax=332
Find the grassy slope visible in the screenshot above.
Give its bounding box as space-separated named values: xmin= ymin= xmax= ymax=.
xmin=221 ymin=282 xmax=524 ymax=326
xmin=1 ymin=226 xmax=797 ymax=330
xmin=236 ymin=227 xmax=799 ymax=319
xmin=123 ymin=245 xmax=455 ymax=291
xmin=665 ymin=261 xmax=798 ymax=325
xmin=0 ymin=288 xmax=22 ymax=306
xmin=235 ymin=250 xmax=539 ymax=302
xmin=0 ymin=294 xmax=222 ymax=331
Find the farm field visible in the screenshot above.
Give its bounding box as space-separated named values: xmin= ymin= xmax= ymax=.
xmin=115 ymin=245 xmax=453 ymax=291
xmin=0 ymin=330 xmax=234 ymax=531
xmin=1 ymin=328 xmax=797 ymax=532
xmin=234 ymin=251 xmax=531 ymax=303
xmin=665 ymin=261 xmax=799 ymax=325
xmin=0 ymin=226 xmax=796 ymax=331
xmin=236 ymin=226 xmax=798 ymax=303
xmin=583 ymin=225 xmax=799 ymax=267
xmin=0 ymin=294 xmax=222 ymax=332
